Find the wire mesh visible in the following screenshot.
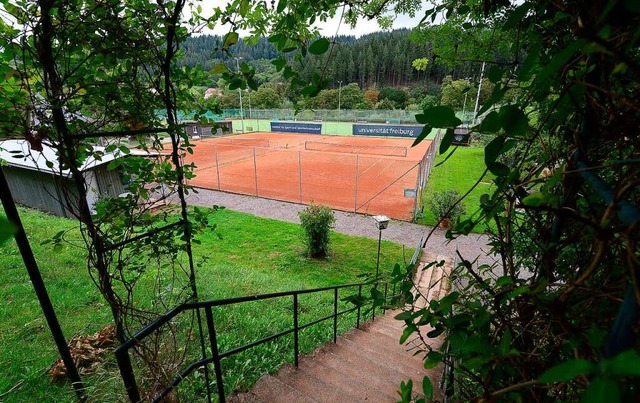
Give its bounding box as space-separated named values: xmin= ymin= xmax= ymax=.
xmin=304 ymin=140 xmax=407 ymax=157
xmin=187 ymin=133 xmax=434 ymax=221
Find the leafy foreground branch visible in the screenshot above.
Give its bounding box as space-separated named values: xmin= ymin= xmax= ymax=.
xmin=385 ymin=0 xmax=640 ymax=401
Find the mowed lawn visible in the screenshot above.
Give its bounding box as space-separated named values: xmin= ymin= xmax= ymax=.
xmin=0 ymin=207 xmax=408 ymax=402
xmin=419 ymin=146 xmax=494 ymax=232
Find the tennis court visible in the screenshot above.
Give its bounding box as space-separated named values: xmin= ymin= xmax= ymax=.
xmin=185 ymin=132 xmax=437 ymax=220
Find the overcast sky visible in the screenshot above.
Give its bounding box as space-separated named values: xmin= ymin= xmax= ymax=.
xmin=192 ymin=1 xmax=426 ymax=38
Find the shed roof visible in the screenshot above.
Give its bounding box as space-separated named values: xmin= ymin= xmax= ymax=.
xmin=0 ymin=139 xmax=124 ymax=176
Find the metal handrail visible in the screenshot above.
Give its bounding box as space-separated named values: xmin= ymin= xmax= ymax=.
xmin=115 ymin=280 xmax=398 ymax=403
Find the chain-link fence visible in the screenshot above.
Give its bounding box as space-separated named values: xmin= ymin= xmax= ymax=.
xmin=220 ymin=108 xmax=421 ymax=124
xmin=187 ymin=132 xmax=441 ymax=221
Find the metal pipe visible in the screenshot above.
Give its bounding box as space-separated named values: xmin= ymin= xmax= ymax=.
xmin=205 ymin=307 xmax=225 ymax=403
xmin=293 ymin=294 xmax=299 ymax=367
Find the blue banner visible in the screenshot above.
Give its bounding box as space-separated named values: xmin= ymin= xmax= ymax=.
xmin=353 ymin=124 xmax=423 ymax=138
xmin=271 ymin=122 xmax=322 ymax=134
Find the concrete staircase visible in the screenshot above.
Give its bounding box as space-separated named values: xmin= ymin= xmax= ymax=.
xmin=231 ymin=253 xmax=453 ymax=403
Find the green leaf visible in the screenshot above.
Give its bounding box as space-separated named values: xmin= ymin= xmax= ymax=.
xmin=308 ymin=38 xmax=330 ymax=55
xmin=582 ymin=378 xmax=620 ymax=403
xmin=424 ymin=351 xmax=442 ymax=369
xmin=271 ymin=57 xmax=286 ymax=71
xmin=398 ymin=379 xmax=413 ymax=402
xmin=0 ymin=216 xmax=17 ymax=245
xmin=480 ymin=111 xmax=501 ymax=133
xmin=502 ymin=3 xmax=532 ymax=30
xmin=484 ymin=136 xmax=506 ymax=166
xmin=538 ymin=359 xmax=595 ymax=383
xmin=487 ymin=66 xmax=503 ymax=83
xmin=606 ymin=349 xmax=640 ymax=376
xmin=499 ymin=105 xmax=529 ymax=137
xmin=399 ymin=323 xmax=417 ymax=344
xmin=420 ymin=106 xmax=462 ymax=128
xmin=439 ymin=128 xmax=455 ymax=155
xmin=522 ymin=192 xmax=546 ymax=207
xmin=276 ymin=0 xmax=287 ymax=12
xmin=538 ymin=40 xmax=586 ymax=82
xmin=412 ymin=125 xmax=432 ymax=147
xmin=223 ymin=32 xmax=239 ymax=49
xmin=422 ymin=376 xmax=434 ymax=400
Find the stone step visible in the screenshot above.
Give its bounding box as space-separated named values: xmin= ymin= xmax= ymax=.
xmin=342 ymin=328 xmax=427 ymax=373
xmin=348 ymin=327 xmax=426 ymax=364
xmin=275 ymin=363 xmax=363 ymax=403
xmin=296 ymin=349 xmax=395 ymax=402
xmin=328 ymin=336 xmax=429 ymax=390
xmin=234 ymin=374 xmax=312 ymax=403
xmin=309 ymin=345 xmax=399 ymax=401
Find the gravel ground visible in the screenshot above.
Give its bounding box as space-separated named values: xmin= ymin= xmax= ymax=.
xmin=185 ymin=187 xmax=497 ymax=267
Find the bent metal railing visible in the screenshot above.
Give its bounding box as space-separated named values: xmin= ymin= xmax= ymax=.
xmin=115 ymin=280 xmax=400 ymax=403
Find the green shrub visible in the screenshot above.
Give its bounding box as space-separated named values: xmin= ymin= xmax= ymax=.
xmin=298 ymin=203 xmax=336 ymax=258
xmin=428 ymin=190 xmax=466 ymax=221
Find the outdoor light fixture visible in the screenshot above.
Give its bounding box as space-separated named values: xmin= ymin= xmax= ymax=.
xmin=373 ymin=215 xmax=390 ymax=230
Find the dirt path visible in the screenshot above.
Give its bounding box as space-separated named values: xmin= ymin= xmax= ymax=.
xmin=184 ymin=188 xmax=497 ymax=267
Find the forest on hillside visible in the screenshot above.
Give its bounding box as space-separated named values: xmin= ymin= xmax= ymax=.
xmin=180 ymin=28 xmax=507 ymax=90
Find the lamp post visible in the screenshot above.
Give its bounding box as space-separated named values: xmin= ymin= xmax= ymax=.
xmin=372 ymin=215 xmax=389 ymax=320
xmin=234 ymin=56 xmax=245 ymax=133
xmin=373 ymin=215 xmax=390 ymax=279
xmin=473 ymin=62 xmax=485 ymax=125
xmin=337 ymin=80 xmax=343 ymax=121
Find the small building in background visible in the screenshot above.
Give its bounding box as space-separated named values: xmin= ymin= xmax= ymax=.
xmin=452 ymin=127 xmax=472 ymax=146
xmin=183 ymin=121 xmax=233 ymax=139
xmin=0 ymin=139 xmax=126 ymax=218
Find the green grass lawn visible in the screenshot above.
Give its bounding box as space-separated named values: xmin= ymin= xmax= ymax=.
xmin=418 ymin=146 xmax=494 ymax=232
xmin=0 ymin=207 xmax=408 ymax=402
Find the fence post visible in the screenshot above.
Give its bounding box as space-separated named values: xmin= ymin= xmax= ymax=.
xmin=215 ymin=146 xmax=221 ymax=191
xmin=293 ymin=294 xmax=299 ymax=367
xmin=333 ymin=288 xmax=338 ymax=343
xmin=354 ymin=155 xmax=359 ymax=213
xmin=298 ymin=151 xmax=303 ymax=204
xmin=253 ymin=147 xmax=258 ymax=196
xmin=205 ymin=307 xmax=226 ymax=403
xmin=412 ymin=161 xmax=422 ymax=222
xmin=356 ymin=284 xmax=362 ymax=329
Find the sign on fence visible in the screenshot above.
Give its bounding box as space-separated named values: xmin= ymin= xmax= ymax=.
xmin=353 ymin=124 xmax=424 ymax=138
xmin=271 ymin=122 xmax=322 ymax=134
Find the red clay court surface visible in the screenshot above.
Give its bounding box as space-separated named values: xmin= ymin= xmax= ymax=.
xmin=185 ymin=132 xmax=432 ymax=220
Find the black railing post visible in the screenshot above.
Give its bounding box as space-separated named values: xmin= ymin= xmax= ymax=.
xmin=356 ymin=285 xmax=362 ymax=329
xmin=115 ymin=349 xmax=141 ymax=403
xmin=204 ymin=307 xmax=226 ymax=403
xmin=383 ymin=283 xmax=388 ymax=314
xmin=293 ymin=294 xmax=299 ymax=367
xmin=333 ymin=288 xmax=338 ymax=343
xmin=0 ymin=169 xmax=86 ymax=401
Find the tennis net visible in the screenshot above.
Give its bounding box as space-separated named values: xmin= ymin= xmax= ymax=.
xmin=304 ymin=140 xmax=407 ymax=157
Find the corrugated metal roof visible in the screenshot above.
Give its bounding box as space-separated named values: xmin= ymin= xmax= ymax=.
xmin=0 ymin=139 xmax=123 ymax=176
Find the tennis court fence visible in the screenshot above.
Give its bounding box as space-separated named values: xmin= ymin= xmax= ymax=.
xmin=189 ymin=131 xmax=441 ymax=221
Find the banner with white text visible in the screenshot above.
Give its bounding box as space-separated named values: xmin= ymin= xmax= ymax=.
xmin=352 ymin=124 xmax=423 ymax=138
